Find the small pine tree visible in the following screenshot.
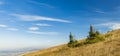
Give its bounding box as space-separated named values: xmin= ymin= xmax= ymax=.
xmin=69 ymin=32 xmax=74 ymax=43
xmin=68 ymin=32 xmax=78 ymax=47
xmin=90 ymin=25 xmax=94 ymax=33
xmin=86 ymin=25 xmax=104 ymax=44
xmin=88 ymin=25 xmax=95 ymax=39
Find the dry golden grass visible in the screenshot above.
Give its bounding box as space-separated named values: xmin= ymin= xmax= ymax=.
xmin=23 ymin=29 xmax=120 ymax=56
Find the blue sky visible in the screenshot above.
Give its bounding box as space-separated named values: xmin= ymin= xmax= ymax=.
xmin=0 ymin=0 xmax=120 ymax=50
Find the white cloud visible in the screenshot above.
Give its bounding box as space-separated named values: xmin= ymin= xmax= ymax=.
xmin=27 ymin=31 xmax=59 ymax=35
xmin=7 ymin=28 xmax=19 ymax=31
xmin=111 ymin=24 xmax=120 ymax=30
xmin=29 ymin=27 xmax=39 ymax=31
xmin=0 ymin=24 xmax=7 ymax=28
xmin=36 ymin=23 xmax=51 ymax=26
xmin=96 ymin=22 xmax=120 ymax=30
xmin=10 ymin=14 xmax=71 ymax=23
xmin=0 ymin=24 xmax=19 ymax=31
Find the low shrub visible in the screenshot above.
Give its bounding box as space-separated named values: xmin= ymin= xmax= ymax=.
xmin=68 ymin=40 xmax=78 ymax=47
xmin=85 ymin=36 xmax=104 ymax=44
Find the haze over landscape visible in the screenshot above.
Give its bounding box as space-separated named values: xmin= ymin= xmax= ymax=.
xmin=0 ymin=0 xmax=120 ymax=56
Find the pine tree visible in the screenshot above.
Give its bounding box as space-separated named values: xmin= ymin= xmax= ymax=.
xmin=86 ymin=25 xmax=104 ymax=44
xmin=90 ymin=25 xmax=94 ymax=33
xmin=69 ymin=32 xmax=74 ymax=43
xmin=89 ymin=25 xmax=95 ymax=39
xmin=68 ymin=32 xmax=78 ymax=47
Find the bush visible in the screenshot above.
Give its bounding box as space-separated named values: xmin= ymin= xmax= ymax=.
xmin=68 ymin=32 xmax=79 ymax=48
xmin=68 ymin=40 xmax=78 ymax=47
xmin=75 ymin=42 xmax=85 ymax=47
xmin=85 ymin=36 xmax=104 ymax=44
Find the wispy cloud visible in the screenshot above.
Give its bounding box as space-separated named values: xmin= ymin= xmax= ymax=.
xmin=27 ymin=31 xmax=59 ymax=35
xmin=96 ymin=22 xmax=120 ymax=30
xmin=0 ymin=24 xmax=19 ymax=31
xmin=6 ymin=28 xmax=19 ymax=31
xmin=28 ymin=0 xmax=55 ymax=8
xmin=95 ymin=10 xmax=105 ymax=14
xmin=0 ymin=24 xmax=8 ymax=28
xmin=36 ymin=23 xmax=52 ymax=26
xmin=100 ymin=6 xmax=120 ymax=16
xmin=10 ymin=14 xmax=71 ymax=23
xmin=28 ymin=27 xmax=39 ymax=31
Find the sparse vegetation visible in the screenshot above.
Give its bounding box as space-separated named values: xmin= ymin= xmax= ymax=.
xmin=85 ymin=25 xmax=104 ymax=44
xmin=23 ymin=27 xmax=120 ymax=56
xmin=68 ymin=32 xmax=78 ymax=47
xmin=68 ymin=25 xmax=104 ymax=47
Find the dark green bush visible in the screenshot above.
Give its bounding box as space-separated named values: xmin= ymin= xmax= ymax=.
xmin=85 ymin=36 xmax=104 ymax=44
xmin=68 ymin=40 xmax=78 ymax=47
xmin=75 ymin=42 xmax=85 ymax=47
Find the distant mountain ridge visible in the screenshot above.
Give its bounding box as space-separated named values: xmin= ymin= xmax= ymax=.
xmin=0 ymin=47 xmax=41 ymax=56
xmin=23 ymin=29 xmax=120 ymax=56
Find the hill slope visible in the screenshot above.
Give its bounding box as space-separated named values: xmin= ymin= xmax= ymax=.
xmin=23 ymin=29 xmax=120 ymax=56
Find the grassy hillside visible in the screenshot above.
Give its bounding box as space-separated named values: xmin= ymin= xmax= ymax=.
xmin=23 ymin=29 xmax=120 ymax=56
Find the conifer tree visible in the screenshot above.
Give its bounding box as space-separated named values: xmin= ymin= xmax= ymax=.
xmin=68 ymin=32 xmax=78 ymax=47
xmin=69 ymin=32 xmax=74 ymax=43
xmin=89 ymin=25 xmax=95 ymax=39
xmin=86 ymin=25 xmax=104 ymax=44
xmin=90 ymin=25 xmax=94 ymax=33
